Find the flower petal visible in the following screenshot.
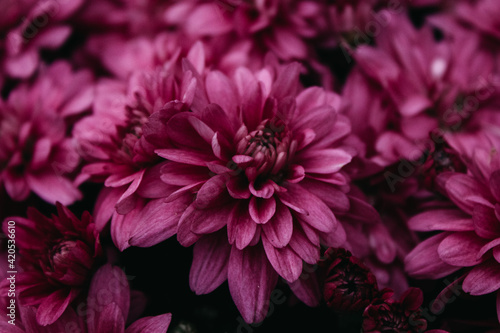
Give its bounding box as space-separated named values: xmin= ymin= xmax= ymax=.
xmin=125 ymin=313 xmax=172 ymax=333
xmin=405 ymin=233 xmax=461 ymax=279
xmin=463 ymin=261 xmax=500 ymax=296
xmin=262 ymin=203 xmax=293 ymax=248
xmin=249 ymin=196 xmax=276 ymax=224
xmin=262 ymin=239 xmax=302 ymax=282
xmin=279 ymin=184 xmax=337 ymax=233
xmin=190 ymin=232 xmax=231 ymax=295
xmin=408 ymin=209 xmax=474 ymax=232
xmin=228 ymin=245 xmax=278 ymax=323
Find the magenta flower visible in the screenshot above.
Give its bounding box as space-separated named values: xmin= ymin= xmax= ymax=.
xmin=73 ymin=58 xmax=201 ymax=235
xmin=348 ymin=11 xmax=499 ymax=166
xmin=2 ymin=0 xmax=84 ymax=79
xmin=2 ymin=203 xmax=102 ymax=326
xmin=0 ymin=61 xmax=93 ymax=204
xmin=131 ymin=62 xmax=355 ymax=323
xmin=0 ymin=264 xmax=171 ymax=333
xmin=362 ymin=287 xmax=448 ymax=333
xmin=164 ymin=0 xmax=328 ymax=62
xmin=324 ymin=0 xmax=389 ymax=47
xmin=405 ymin=148 xmax=500 ymax=321
xmin=321 ymin=247 xmax=378 ymax=312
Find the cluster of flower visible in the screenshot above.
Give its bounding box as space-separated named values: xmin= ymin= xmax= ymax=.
xmin=0 ymin=0 xmax=499 ymax=331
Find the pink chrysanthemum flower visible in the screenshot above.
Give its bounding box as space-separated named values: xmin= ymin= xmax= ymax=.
xmin=405 ymin=147 xmax=500 ymax=321
xmin=324 ymin=0 xmax=390 ymax=47
xmin=74 ymin=64 xmax=197 ymax=230
xmin=0 ymin=264 xmax=172 ymax=333
xmin=2 ymin=203 xmax=103 ymax=326
xmin=1 ymin=0 xmax=84 ymax=79
xmin=347 ymin=11 xmax=499 ymax=166
xmin=0 ymin=61 xmax=93 ymax=204
xmin=136 ymin=62 xmax=355 ymax=323
xmin=164 ymin=0 xmax=328 ymax=62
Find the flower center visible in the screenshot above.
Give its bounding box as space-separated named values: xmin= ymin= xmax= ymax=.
xmin=236 ymin=117 xmax=291 ymax=178
xmin=50 ymin=240 xmax=77 ymax=270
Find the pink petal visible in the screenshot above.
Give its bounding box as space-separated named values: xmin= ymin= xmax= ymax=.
xmin=186 ymin=3 xmax=232 ymax=36
xmin=26 ymin=172 xmax=81 ymax=205
xmin=300 ymin=179 xmax=349 ymax=213
xmin=287 ymin=270 xmax=321 ymax=307
xmin=262 ymin=238 xmax=302 ymax=282
xmin=95 ymin=303 xmax=125 ymax=333
xmin=128 ymin=197 xmax=190 ymax=248
xmin=4 ymin=49 xmax=38 ymax=78
xmin=228 ymin=245 xmax=279 ymax=323
xmin=3 ymin=217 xmax=44 ymax=250
xmin=93 ymin=186 xmax=124 ymax=231
xmin=177 ymin=206 xmax=202 ymax=247
xmin=279 ymin=184 xmax=337 ymax=233
xmin=205 ymin=71 xmax=238 ymax=115
xmin=446 ymin=174 xmax=492 ymax=215
xmin=160 ymin=162 xmax=208 ymax=186
xmin=228 ymin=202 xmax=258 ymax=250
xmin=190 ymin=232 xmax=231 ymax=294
xmin=262 ymin=203 xmax=293 ymax=248
xmin=4 ymin=171 xmax=30 ymax=201
xmin=473 ymin=204 xmax=500 ymax=239
xmin=463 ymin=261 xmax=500 ymax=295
xmin=87 ymin=265 xmax=129 ymax=333
xmin=194 ymin=175 xmax=227 ymax=209
xmin=189 ymin=202 xmax=233 ymax=234
xmin=155 ymin=149 xmax=211 ymax=166
xmin=288 ymin=227 xmax=320 ymax=264
xmin=298 ymin=148 xmax=352 ymax=174
xmin=408 ymin=209 xmax=474 ymax=232
xmin=478 ymin=238 xmax=500 ymax=259
xmin=125 ymin=313 xmax=172 ymax=333
xmin=136 ymin=163 xmax=177 ymax=198
xmin=36 ymin=288 xmax=76 ymax=326
xmin=405 ymin=233 xmax=461 ymax=279
xmin=31 ymin=138 xmax=52 ymax=170
xmin=490 ymin=170 xmax=500 ymax=202
xmin=249 ymin=196 xmax=276 ymax=224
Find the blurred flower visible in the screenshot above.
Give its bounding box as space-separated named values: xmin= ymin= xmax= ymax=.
xmin=0 ymin=264 xmax=172 ymax=332
xmin=348 ymin=10 xmax=499 ymax=166
xmin=1 ymin=0 xmax=84 ymax=79
xmin=2 ymin=203 xmax=102 ymax=325
xmin=163 ymin=0 xmax=328 ymax=63
xmin=405 ymin=147 xmax=500 ymax=321
xmin=0 ymin=61 xmax=93 ymax=204
xmin=321 ymin=247 xmax=378 ymax=312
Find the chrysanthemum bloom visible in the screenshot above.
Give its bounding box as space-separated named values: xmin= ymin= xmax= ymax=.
xmin=74 ymin=56 xmax=201 ymax=242
xmin=350 ymin=11 xmax=499 ymax=166
xmin=420 ymin=0 xmax=500 ymax=42
xmin=321 ymin=247 xmax=378 ymax=312
xmin=1 ymin=0 xmax=84 ymax=79
xmin=137 ymin=62 xmax=354 ymax=323
xmin=0 ymin=264 xmax=172 ymax=333
xmin=324 ymin=0 xmax=391 ymax=48
xmin=2 ymin=203 xmax=103 ymax=325
xmin=362 ymin=288 xmax=448 ymax=333
xmin=405 ymin=148 xmax=500 ymax=321
xmin=0 ymin=61 xmax=93 ymax=204
xmin=163 ymin=0 xmax=328 ymax=63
